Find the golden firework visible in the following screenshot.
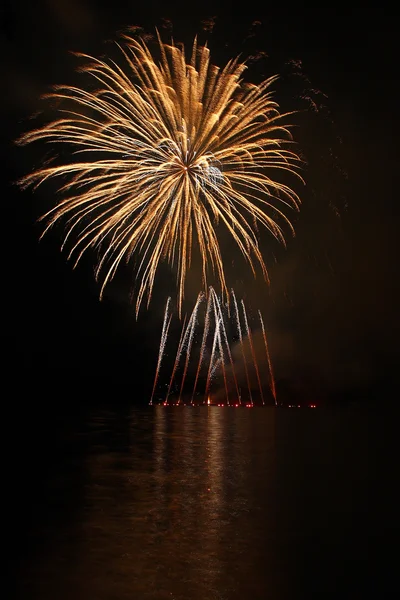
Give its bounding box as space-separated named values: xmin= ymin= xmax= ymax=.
xmin=18 ymin=33 xmax=303 ymax=315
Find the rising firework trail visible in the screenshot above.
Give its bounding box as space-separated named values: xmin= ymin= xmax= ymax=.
xmin=191 ymin=292 xmax=213 ymax=403
xmin=216 ymin=331 xmax=229 ymax=404
xmin=178 ymin=293 xmax=203 ymax=402
xmin=150 ymin=296 xmax=172 ymax=405
xmin=165 ymin=314 xmax=188 ymax=403
xmin=241 ymin=300 xmax=264 ymax=405
xmin=204 ymin=302 xmax=222 ymax=402
xmin=18 ymin=32 xmax=303 ymax=316
xmin=258 ymin=309 xmax=277 ymax=405
xmin=212 ymin=290 xmax=240 ymax=401
xmin=232 ymin=290 xmax=253 ymax=405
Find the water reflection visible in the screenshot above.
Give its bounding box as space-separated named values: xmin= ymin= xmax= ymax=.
xmin=14 ymin=406 xmax=379 ymax=599
xmin=149 ymin=407 xmax=278 ymax=599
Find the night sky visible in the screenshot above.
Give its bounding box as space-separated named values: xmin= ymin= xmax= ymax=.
xmin=2 ymin=1 xmax=398 ymax=405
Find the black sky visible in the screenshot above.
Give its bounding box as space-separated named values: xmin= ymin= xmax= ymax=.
xmin=2 ymin=1 xmax=398 ymax=404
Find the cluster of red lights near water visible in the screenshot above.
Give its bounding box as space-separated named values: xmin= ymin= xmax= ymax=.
xmin=155 ymin=402 xmax=318 ymax=408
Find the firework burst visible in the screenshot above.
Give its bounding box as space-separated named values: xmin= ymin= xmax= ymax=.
xmin=18 ymin=32 xmax=303 ymax=315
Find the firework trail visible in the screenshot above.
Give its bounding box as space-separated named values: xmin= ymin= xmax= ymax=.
xmin=212 ymin=289 xmax=240 ymax=401
xmin=232 ymin=290 xmax=253 ymax=404
xmin=204 ymin=308 xmax=222 ymax=402
xmin=211 ymin=290 xmax=230 ymax=404
xmin=165 ymin=314 xmax=188 ymax=403
xmin=258 ymin=309 xmax=277 ymax=405
xmin=150 ymin=296 xmax=172 ymax=404
xmin=216 ymin=330 xmax=229 ymax=404
xmin=191 ymin=292 xmax=213 ymax=402
xmin=18 ymin=33 xmax=302 ymax=316
xmin=178 ymin=293 xmax=203 ymax=401
xmin=241 ymin=299 xmax=264 ymax=405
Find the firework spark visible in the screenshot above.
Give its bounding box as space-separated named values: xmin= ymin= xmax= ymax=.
xmin=18 ymin=32 xmax=302 ymax=315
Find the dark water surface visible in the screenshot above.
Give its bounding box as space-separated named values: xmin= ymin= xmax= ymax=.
xmin=10 ymin=405 xmax=396 ymax=599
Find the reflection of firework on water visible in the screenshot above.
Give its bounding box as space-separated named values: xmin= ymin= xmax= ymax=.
xmin=150 ymin=288 xmax=277 ymax=406
xmin=18 ymin=33 xmax=302 ymax=316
